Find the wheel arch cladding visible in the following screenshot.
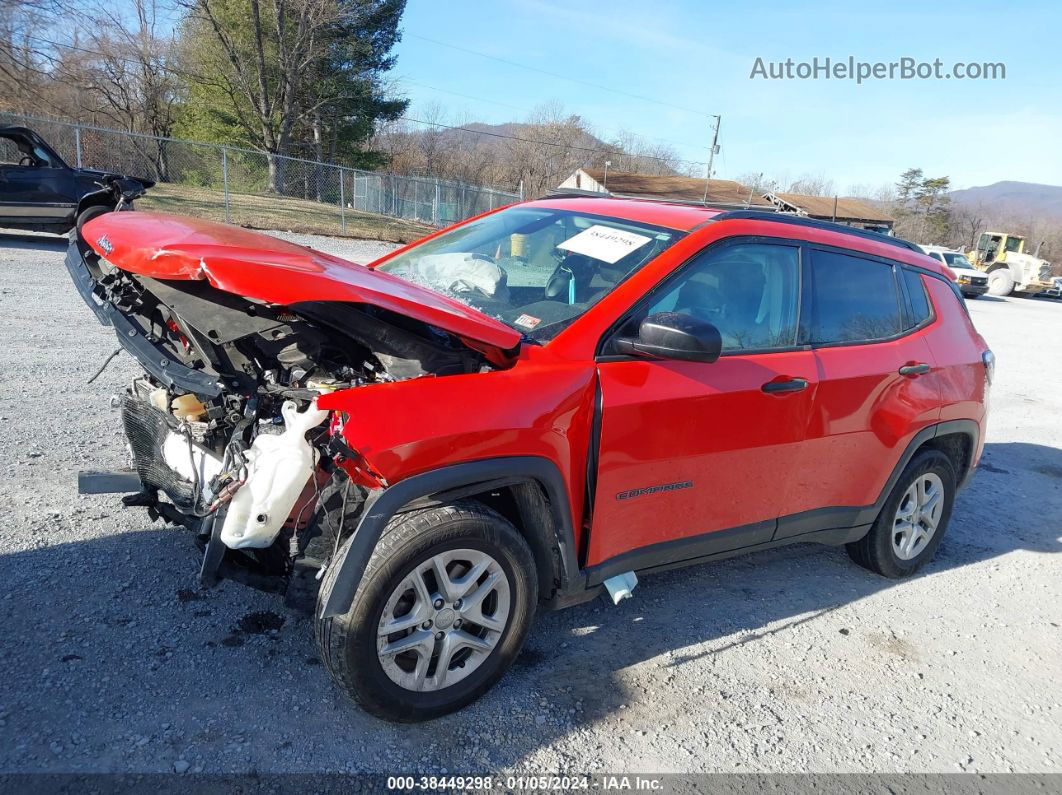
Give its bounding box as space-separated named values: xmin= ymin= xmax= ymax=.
xmin=881 ymin=420 xmax=980 ymax=505
xmin=317 ymin=456 xmax=583 ymax=619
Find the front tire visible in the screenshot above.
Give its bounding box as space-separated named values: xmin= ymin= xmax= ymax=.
xmin=986 ymin=269 xmax=1015 ymax=297
xmin=316 ymin=501 xmax=537 ymax=722
xmin=75 ymin=204 xmax=114 ymax=244
xmin=846 ymin=449 xmax=956 ymax=578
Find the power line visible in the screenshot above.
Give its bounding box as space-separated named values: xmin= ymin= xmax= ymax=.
xmin=23 ymin=34 xmax=198 ymax=80
xmin=405 ymin=32 xmax=714 ymax=119
xmin=20 ymin=36 xmax=709 ymax=168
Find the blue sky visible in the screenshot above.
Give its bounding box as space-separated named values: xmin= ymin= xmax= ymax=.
xmin=392 ymin=0 xmax=1061 ymax=192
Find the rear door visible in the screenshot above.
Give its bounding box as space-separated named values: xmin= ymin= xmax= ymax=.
xmin=780 ymin=248 xmax=941 ymax=536
xmin=587 ymin=238 xmax=817 ymax=569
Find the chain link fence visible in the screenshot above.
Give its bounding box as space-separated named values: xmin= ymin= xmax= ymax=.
xmin=0 ymin=112 xmax=522 ymax=240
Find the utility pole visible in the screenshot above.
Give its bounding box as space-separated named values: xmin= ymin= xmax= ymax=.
xmin=603 ymin=160 xmax=611 ymax=191
xmin=701 ymin=114 xmax=722 ymax=204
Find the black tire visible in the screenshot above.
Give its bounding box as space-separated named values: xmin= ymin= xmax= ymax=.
xmin=315 ymin=500 xmax=537 ymax=722
xmin=75 ymin=204 xmax=114 ymax=244
xmin=846 ymin=449 xmax=956 ymax=578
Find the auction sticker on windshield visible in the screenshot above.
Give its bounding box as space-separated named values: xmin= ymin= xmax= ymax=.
xmin=557 ymin=224 xmax=651 ymax=264
xmin=514 ymin=313 xmax=542 ymax=329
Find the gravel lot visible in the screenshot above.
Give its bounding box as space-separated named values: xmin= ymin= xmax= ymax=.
xmin=0 ymin=228 xmax=1059 ymax=775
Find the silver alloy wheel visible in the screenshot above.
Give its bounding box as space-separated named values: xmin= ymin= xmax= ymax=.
xmin=892 ymin=472 xmax=945 ymax=561
xmin=376 ymin=548 xmax=511 ymax=692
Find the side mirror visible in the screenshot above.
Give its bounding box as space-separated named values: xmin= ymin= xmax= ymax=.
xmin=615 ymin=312 xmax=722 ymax=363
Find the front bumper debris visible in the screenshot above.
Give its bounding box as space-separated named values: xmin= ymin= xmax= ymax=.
xmin=64 ymin=240 xmax=222 ymax=397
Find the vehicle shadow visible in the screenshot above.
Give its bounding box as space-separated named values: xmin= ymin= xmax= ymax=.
xmin=0 ymin=441 xmax=1058 ymax=772
xmin=0 ymin=231 xmax=69 ymax=251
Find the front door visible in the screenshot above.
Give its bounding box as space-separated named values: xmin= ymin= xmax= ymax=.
xmin=586 ymin=238 xmax=815 ymax=570
xmin=0 ymin=135 xmax=76 ymax=226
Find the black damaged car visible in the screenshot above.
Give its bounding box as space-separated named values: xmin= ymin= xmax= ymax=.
xmin=0 ymin=125 xmax=153 ymax=237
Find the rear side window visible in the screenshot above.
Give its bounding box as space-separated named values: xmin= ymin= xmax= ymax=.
xmin=901 ymin=269 xmax=932 ymax=329
xmin=807 ymin=249 xmax=901 ymax=344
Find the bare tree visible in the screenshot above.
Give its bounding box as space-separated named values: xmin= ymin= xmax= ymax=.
xmin=950 ymin=203 xmax=987 ymax=250
xmin=50 ymin=0 xmax=182 ymax=178
xmin=786 ymin=173 xmax=835 ymax=196
xmin=735 ymin=172 xmax=782 ymax=194
xmin=0 ymin=0 xmax=58 ymax=114
xmin=605 ymin=129 xmax=682 ymax=176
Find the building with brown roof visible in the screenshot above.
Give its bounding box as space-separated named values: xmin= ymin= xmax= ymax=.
xmin=558 ymin=168 xmax=773 ymax=209
xmin=557 ymin=169 xmax=895 ymax=234
xmin=763 ymin=191 xmax=894 ymax=233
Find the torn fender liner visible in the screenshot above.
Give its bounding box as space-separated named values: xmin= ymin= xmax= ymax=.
xmin=79 ymin=211 xmax=523 ymax=352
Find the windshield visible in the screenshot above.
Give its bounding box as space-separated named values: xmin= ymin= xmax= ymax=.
xmin=375 ymin=206 xmax=684 ymax=341
xmin=942 ymin=252 xmax=974 ymax=268
xmin=1005 ymin=236 xmax=1023 ymax=253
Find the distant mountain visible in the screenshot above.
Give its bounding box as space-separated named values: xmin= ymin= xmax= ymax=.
xmin=949 ymin=181 xmax=1062 ymax=219
xmin=414 ymin=120 xmax=613 ymax=151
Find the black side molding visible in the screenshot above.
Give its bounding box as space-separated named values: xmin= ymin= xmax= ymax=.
xmin=318 ymin=456 xmax=583 ymax=618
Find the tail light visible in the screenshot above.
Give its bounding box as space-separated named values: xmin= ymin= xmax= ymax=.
xmin=982 ymin=350 xmax=995 ymax=385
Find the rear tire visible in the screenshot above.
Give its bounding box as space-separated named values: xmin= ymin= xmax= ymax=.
xmin=846 ymin=449 xmax=956 ymax=578
xmin=315 ymin=501 xmax=537 ymax=722
xmin=986 ymin=269 xmax=1015 ymax=297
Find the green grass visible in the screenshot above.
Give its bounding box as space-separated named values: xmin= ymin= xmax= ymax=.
xmin=139 ymin=182 xmax=435 ymax=244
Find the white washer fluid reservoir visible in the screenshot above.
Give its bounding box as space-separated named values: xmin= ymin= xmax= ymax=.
xmin=220 ymin=400 xmax=329 ymax=549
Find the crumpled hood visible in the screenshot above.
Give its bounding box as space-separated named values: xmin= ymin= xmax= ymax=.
xmin=82 ymin=211 xmax=522 ymax=351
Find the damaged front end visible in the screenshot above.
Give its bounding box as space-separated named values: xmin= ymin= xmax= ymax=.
xmin=67 ymin=213 xmax=517 ymax=609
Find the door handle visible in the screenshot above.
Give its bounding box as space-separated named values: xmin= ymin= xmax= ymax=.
xmin=899 ymin=363 xmax=931 ymax=376
xmin=762 ymin=377 xmax=808 ymax=393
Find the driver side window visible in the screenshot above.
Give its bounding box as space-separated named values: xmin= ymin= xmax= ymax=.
xmin=645 ymin=241 xmax=800 ymax=353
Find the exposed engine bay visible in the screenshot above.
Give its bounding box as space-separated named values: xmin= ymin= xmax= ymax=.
xmin=67 ymin=235 xmax=499 ymax=606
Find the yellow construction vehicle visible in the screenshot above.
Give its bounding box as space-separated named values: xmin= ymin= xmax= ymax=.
xmin=967 ymin=232 xmax=1053 ymax=297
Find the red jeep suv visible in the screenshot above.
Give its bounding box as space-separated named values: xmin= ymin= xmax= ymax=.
xmin=68 ymin=196 xmax=990 ymax=721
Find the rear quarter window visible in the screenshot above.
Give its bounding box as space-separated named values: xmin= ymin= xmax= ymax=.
xmin=807 ymin=249 xmax=902 ymax=344
xmin=901 ymin=268 xmax=933 ymax=329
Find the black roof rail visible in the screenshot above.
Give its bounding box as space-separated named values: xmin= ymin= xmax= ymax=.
xmin=711 ymin=209 xmax=920 ymax=253
xmin=538 ymin=190 xmax=774 ymax=212
xmin=538 ymin=189 xmax=617 ymax=200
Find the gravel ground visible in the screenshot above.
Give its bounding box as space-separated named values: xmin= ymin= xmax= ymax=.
xmin=0 ymin=228 xmax=1059 ymax=775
